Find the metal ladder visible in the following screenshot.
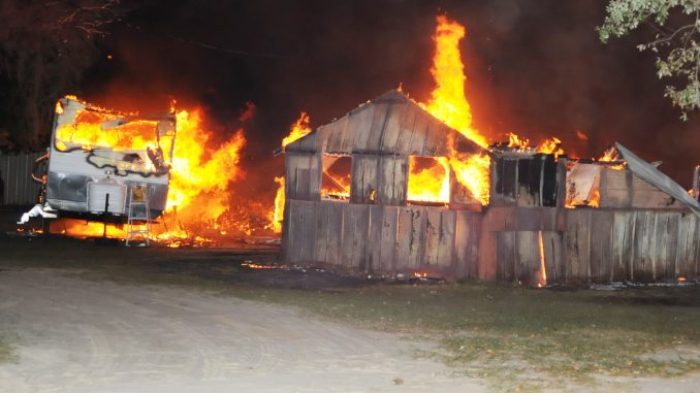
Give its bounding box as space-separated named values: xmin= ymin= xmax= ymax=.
xmin=125 ymin=184 xmax=152 ymax=246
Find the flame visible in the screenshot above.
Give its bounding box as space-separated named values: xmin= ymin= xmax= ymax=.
xmin=576 ymin=130 xmax=589 ymax=141
xmin=407 ymin=157 xmax=450 ymax=203
xmin=537 ymin=137 xmax=564 ymax=158
xmin=507 ymin=133 xmax=530 ymax=150
xmin=166 ymin=109 xmax=246 ymax=216
xmin=49 ymin=96 xmax=258 ymax=244
xmin=419 ymin=15 xmax=492 ymax=205
xmin=537 ymin=231 xmax=547 ymax=288
xmin=424 ymin=15 xmax=487 ymax=149
xmin=599 ymin=146 xmax=619 ymax=162
xmin=269 ymin=176 xmax=285 ymax=233
xmin=449 ymin=153 xmax=491 ymax=205
xmin=269 ymin=112 xmax=313 ymax=233
xmin=282 ymin=111 xmax=311 ymax=148
xmin=55 ymin=110 xmax=160 ymax=152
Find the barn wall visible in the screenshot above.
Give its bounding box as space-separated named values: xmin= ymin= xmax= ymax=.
xmin=0 ymin=152 xmax=43 ymax=205
xmin=283 ymin=199 xmax=482 ymax=278
xmin=562 ymin=209 xmax=699 ymax=283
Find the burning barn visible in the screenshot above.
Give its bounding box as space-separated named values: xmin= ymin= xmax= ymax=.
xmin=281 ymin=90 xmax=700 ymax=286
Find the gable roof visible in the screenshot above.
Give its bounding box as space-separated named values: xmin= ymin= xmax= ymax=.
xmin=285 ymin=89 xmax=484 ymax=157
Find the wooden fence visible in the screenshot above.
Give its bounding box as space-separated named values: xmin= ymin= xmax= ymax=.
xmin=283 ymin=199 xmax=700 ymax=285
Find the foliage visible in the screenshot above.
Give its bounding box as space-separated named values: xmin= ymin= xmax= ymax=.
xmin=599 ymin=0 xmax=700 ymax=120
xmin=0 ymin=0 xmax=125 ymax=149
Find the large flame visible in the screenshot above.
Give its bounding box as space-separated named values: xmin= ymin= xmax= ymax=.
xmin=424 ymin=15 xmax=487 ymax=149
xmin=420 ymin=15 xmax=491 ymax=205
xmin=282 ymin=112 xmax=311 ymax=148
xmin=407 ymin=157 xmax=451 ymax=203
xmin=269 ymin=112 xmax=313 ymax=233
xmin=269 ymin=176 xmax=285 ymax=233
xmin=49 ymin=98 xmax=257 ymax=244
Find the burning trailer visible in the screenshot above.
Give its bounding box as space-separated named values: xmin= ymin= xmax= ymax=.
xmin=20 ymin=96 xmax=176 ymax=244
xmin=280 ymin=90 xmax=700 ymax=286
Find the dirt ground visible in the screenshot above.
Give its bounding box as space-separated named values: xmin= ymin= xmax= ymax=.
xmin=1 ymin=205 xmax=700 ymax=392
xmin=0 ymin=268 xmax=485 ymax=393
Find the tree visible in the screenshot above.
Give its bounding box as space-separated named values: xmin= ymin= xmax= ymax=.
xmin=0 ymin=0 xmax=125 ymax=150
xmin=599 ymin=0 xmax=700 ymax=120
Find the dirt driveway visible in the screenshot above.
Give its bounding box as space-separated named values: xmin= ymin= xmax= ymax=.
xmin=0 ymin=269 xmax=484 ymax=393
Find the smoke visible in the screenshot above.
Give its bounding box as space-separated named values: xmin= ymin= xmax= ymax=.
xmin=76 ymin=0 xmax=698 ymax=188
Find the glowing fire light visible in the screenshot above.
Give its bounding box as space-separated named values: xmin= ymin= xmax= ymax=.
xmin=282 ymin=111 xmax=311 ymax=148
xmin=269 ymin=112 xmax=313 ymax=233
xmin=269 ymin=176 xmax=285 ymax=233
xmin=537 ymin=231 xmax=547 ymax=288
xmin=420 ymin=15 xmax=492 ymax=205
xmin=407 ymin=157 xmax=450 ymax=203
xmin=537 ymin=137 xmax=564 ymax=158
xmin=49 ymin=97 xmax=253 ymax=244
xmin=424 ymin=15 xmax=487 ymax=149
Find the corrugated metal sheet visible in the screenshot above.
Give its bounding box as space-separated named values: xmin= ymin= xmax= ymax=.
xmin=0 ymin=152 xmax=44 ymax=205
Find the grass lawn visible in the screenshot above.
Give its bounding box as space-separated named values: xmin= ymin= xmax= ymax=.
xmin=2 ymin=234 xmax=700 ymax=391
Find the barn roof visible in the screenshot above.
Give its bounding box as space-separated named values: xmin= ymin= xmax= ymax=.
xmin=284 ymin=89 xmax=484 ymax=157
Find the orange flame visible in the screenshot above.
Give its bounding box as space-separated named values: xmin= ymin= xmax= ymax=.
xmin=50 ymin=97 xmax=254 ymax=244
xmin=407 ymin=157 xmax=451 ymax=203
xmin=269 ymin=176 xmax=285 ymax=233
xmin=419 ymin=15 xmax=492 ymax=205
xmin=508 ymin=133 xmax=530 ymax=150
xmin=424 ymin=15 xmax=487 ymax=149
xmin=537 ymin=137 xmax=564 ymax=158
xmin=282 ymin=111 xmax=311 ymax=148
xmin=537 ymin=231 xmax=547 ymax=288
xmin=269 ymin=112 xmax=313 ymax=233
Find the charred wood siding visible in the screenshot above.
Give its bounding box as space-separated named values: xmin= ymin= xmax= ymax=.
xmin=284 ymin=199 xmax=482 ymax=278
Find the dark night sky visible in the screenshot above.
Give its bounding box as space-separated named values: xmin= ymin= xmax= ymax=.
xmin=76 ymin=0 xmax=698 ymax=188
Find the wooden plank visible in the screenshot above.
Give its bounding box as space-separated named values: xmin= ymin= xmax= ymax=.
xmin=661 ymin=212 xmax=680 ymax=280
xmin=543 ymin=231 xmax=564 ymax=283
xmin=454 ymin=211 xmax=479 ymax=278
xmin=379 ymin=206 xmax=399 ymax=273
xmin=676 ymin=213 xmax=698 ymax=279
xmin=409 ymin=206 xmax=426 ymax=269
xmin=364 ymin=102 xmax=391 ymax=152
xmin=285 ymin=153 xmax=320 ymax=201
xmin=395 ymin=207 xmax=414 ymax=271
xmin=408 ymin=111 xmax=430 ymax=155
xmin=497 ymin=231 xmax=516 ymax=282
xmin=438 ymin=209 xmax=456 ymax=270
xmin=423 ymin=208 xmax=442 ymax=267
xmin=378 ymin=156 xmax=407 ymax=205
xmin=366 ymin=205 xmax=383 ymax=272
xmin=631 ymin=211 xmax=654 ymax=282
xmin=392 ymin=103 xmax=418 ymax=155
xmin=377 ymin=101 xmax=407 ymax=154
xmin=320 ymin=201 xmax=344 ymax=266
xmin=632 ymin=190 xmax=681 ymax=209
xmin=299 ymin=201 xmax=318 ymax=263
xmin=611 ymin=211 xmax=634 ymax=281
xmin=324 ymin=114 xmax=350 ymax=154
xmin=424 ymin=117 xmax=448 ymax=156
xmin=341 ymin=204 xmax=369 ymax=270
xmin=565 ymin=209 xmax=591 ymax=283
xmin=347 ymin=104 xmax=376 ymax=153
xmin=350 ymin=154 xmax=379 ymax=204
xmin=515 ymin=231 xmax=540 ymax=285
xmin=589 ymin=210 xmax=613 ymax=283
